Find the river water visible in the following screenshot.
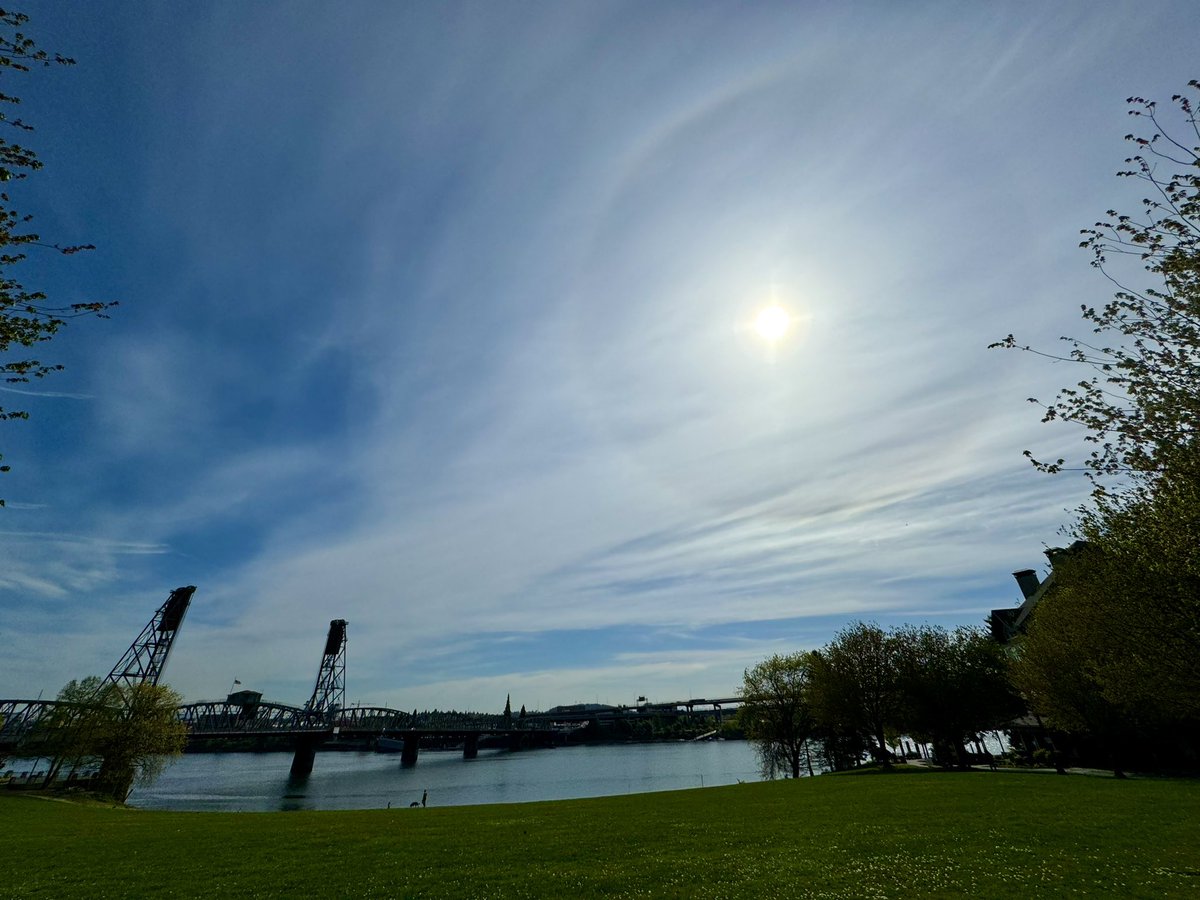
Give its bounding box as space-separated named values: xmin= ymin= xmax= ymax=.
xmin=125 ymin=741 xmax=764 ymax=812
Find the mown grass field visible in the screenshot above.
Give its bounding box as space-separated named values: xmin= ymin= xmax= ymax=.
xmin=2 ymin=768 xmax=1197 ymax=898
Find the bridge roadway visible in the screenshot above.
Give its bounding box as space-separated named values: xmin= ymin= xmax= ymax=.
xmin=2 ymin=694 xmax=745 ymax=749
xmin=176 ymin=699 xmax=569 ymax=772
xmin=2 ymin=698 xmax=572 ymax=774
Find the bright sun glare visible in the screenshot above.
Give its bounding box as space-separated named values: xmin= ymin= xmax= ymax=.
xmin=753 ymin=305 xmax=791 ymax=342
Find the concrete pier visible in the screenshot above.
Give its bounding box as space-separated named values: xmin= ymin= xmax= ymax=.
xmin=290 ymin=735 xmax=322 ymax=777
xmin=401 ymin=733 xmax=420 ymax=766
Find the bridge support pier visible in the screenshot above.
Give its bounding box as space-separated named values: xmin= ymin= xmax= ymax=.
xmin=290 ymin=735 xmax=322 ymax=778
xmin=401 ymin=733 xmax=420 ymax=766
xmin=463 ymin=734 xmax=479 ymax=760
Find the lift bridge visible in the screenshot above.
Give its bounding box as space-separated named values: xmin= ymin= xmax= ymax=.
xmin=1 ymin=589 xmax=557 ymax=778
xmin=0 ymin=586 xmax=197 ymax=763
xmin=177 ymin=618 xmax=555 ymax=775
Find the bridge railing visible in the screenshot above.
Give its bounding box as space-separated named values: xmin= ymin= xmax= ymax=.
xmin=177 ymin=700 xmax=334 ymax=735
xmin=332 ymin=706 xmax=412 ymax=732
xmin=0 ymin=699 xmax=91 ymax=750
xmin=10 ymin=695 xmax=747 ymax=746
xmin=175 ymin=702 xmax=522 ymax=737
xmin=335 ymin=709 xmax=511 ymax=732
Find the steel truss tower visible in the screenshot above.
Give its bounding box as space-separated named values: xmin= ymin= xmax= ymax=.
xmin=104 ymin=586 xmax=196 ymax=689
xmin=304 ymin=619 xmax=347 ymax=716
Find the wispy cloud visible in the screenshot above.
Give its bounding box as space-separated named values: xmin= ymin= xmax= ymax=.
xmin=0 ymin=1 xmax=1189 ymax=707
xmin=0 ymin=386 xmax=93 ymax=399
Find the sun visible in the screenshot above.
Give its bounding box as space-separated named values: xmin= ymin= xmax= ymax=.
xmin=753 ymin=305 xmax=791 ymax=342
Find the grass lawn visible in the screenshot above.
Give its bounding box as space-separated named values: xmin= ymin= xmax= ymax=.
xmin=2 ymin=768 xmax=1197 ymax=898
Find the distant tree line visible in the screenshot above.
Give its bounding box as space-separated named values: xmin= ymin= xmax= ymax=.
xmin=593 ymin=712 xmax=734 ymax=744
xmin=740 ymin=623 xmax=1020 ymax=778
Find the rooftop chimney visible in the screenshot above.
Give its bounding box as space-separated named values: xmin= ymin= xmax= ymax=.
xmin=1012 ymin=569 xmax=1040 ymax=600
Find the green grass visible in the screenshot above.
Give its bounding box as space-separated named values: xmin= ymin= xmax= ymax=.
xmin=2 ymin=769 xmax=1198 ymax=898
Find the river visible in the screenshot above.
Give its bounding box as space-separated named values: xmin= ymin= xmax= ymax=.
xmin=125 ymin=741 xmax=764 ymax=812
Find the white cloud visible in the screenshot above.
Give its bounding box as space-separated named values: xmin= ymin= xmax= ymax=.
xmin=2 ymin=0 xmax=1189 ymax=708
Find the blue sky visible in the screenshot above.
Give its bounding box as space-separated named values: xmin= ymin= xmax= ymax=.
xmin=1 ymin=1 xmax=1193 ymax=712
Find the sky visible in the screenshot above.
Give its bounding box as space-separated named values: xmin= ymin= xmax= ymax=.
xmin=0 ymin=1 xmax=1194 ymax=713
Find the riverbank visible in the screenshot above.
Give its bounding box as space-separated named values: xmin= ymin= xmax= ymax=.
xmin=4 ymin=768 xmax=1197 ymax=897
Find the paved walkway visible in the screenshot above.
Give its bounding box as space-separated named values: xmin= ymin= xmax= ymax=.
xmin=906 ymin=758 xmax=1124 ymax=777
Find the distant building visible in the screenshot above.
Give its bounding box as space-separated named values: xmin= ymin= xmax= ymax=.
xmin=989 ymin=541 xmax=1088 ymax=644
xmin=545 ymin=703 xmax=618 ymax=715
xmin=226 ymin=689 xmax=263 ymax=717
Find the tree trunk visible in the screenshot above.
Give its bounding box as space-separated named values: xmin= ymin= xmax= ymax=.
xmin=955 ymin=739 xmax=970 ymax=770
xmin=1111 ymin=740 xmax=1127 ymax=779
xmin=97 ymin=757 xmax=136 ymax=802
xmin=876 ymin=725 xmax=891 ymax=768
xmin=41 ymin=756 xmax=64 ymax=788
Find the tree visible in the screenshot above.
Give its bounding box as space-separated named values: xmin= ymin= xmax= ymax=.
xmin=739 ymin=652 xmax=818 ymax=779
xmin=1008 ymin=553 xmax=1133 ymax=777
xmin=812 ymin=622 xmax=901 ymax=767
xmin=892 ymin=625 xmax=1022 ymax=768
xmin=1011 ymin=530 xmax=1200 ymax=776
xmin=0 ymin=9 xmax=115 ymax=500
xmin=1076 ymin=472 xmax=1200 ymax=724
xmin=992 ymin=80 xmax=1199 ymax=497
xmin=91 ymin=682 xmax=187 ymax=801
xmin=38 ymin=677 xmax=186 ymax=801
xmin=38 ymin=675 xmax=107 ymax=785
xmin=994 ymin=78 xmax=1200 ymax=774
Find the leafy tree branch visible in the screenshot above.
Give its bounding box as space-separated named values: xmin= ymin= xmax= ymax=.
xmin=0 ymin=8 xmax=116 ymax=500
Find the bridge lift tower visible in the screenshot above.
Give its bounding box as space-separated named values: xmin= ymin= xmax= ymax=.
xmin=291 ymin=619 xmax=348 ymax=777
xmin=18 ymin=586 xmax=196 ymax=786
xmin=105 ymin=586 xmax=197 ymax=689
xmin=304 ymin=619 xmax=347 ymax=716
